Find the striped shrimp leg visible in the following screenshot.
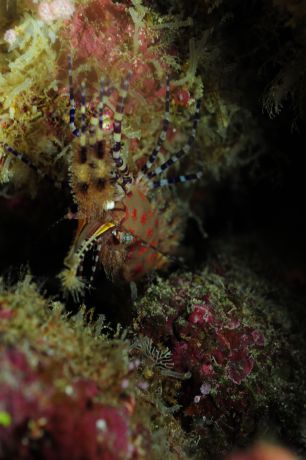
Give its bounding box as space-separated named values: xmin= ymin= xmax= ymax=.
xmin=2 ymin=143 xmax=62 ymax=188
xmin=68 ymin=55 xmax=80 ymax=137
xmin=147 ymin=99 xmax=201 ymax=180
xmin=95 ymin=77 xmax=107 ymax=159
xmin=3 ymin=143 xmax=46 ymax=178
xmin=79 ymin=80 xmax=88 ymax=164
xmin=141 ymin=77 xmax=171 ymax=174
xmin=89 ymin=238 xmax=103 ymax=286
xmin=149 ymin=172 xmax=203 ymax=189
xmin=111 ymin=71 xmax=132 ymax=178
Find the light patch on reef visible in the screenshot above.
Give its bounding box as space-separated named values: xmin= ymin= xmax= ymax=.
xmin=3 ymin=29 xmax=17 ymax=46
xmin=38 ymin=0 xmax=75 ymax=22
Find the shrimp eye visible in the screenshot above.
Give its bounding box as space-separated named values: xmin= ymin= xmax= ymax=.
xmin=112 ymin=230 xmax=134 ymax=245
xmin=111 ymin=229 xmax=120 ymax=245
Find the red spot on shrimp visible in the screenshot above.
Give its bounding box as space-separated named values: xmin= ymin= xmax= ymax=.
xmin=140 ymin=212 xmax=147 ymax=225
xmin=137 ymin=246 xmax=148 ymax=256
xmin=138 ymin=191 xmax=146 ymax=201
xmin=146 ymin=228 xmax=153 ymax=238
xmin=147 ymin=252 xmax=158 ymax=263
xmin=131 ymin=209 xmax=137 ymax=220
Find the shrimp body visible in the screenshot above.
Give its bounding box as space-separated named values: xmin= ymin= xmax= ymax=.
xmin=2 ymin=58 xmax=202 ymax=298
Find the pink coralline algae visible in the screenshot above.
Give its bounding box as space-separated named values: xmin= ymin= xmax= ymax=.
xmin=67 ymin=0 xmax=131 ymax=64
xmin=64 ymin=0 xmax=165 ymax=81
xmin=0 ymin=301 xmax=14 ymax=319
xmin=133 ymin=262 xmax=290 ymax=456
xmin=171 ymin=296 xmax=265 ymax=388
xmin=60 ymin=0 xmax=181 ymax=115
xmin=0 ymin=348 xmax=131 ymax=460
xmin=60 ymin=0 xmax=189 ymax=110
xmin=188 ymin=302 xmax=214 ymax=325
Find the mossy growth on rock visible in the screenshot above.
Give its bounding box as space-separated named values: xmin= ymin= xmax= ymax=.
xmin=133 ymin=240 xmax=306 ymax=458
xmin=0 ymin=275 xmax=190 ymax=460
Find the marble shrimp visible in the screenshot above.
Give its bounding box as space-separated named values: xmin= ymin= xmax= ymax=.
xmin=2 ymin=57 xmax=202 ymax=300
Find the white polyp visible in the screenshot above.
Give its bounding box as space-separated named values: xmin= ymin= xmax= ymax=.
xmin=38 ymin=2 xmax=56 ymax=22
xmin=38 ymin=0 xmax=75 ymax=22
xmin=104 ymin=200 xmax=115 ymax=210
xmin=200 ymin=382 xmax=212 ymax=396
xmin=96 ymin=419 xmax=107 ymax=431
xmin=65 ymin=385 xmax=74 ymax=396
xmin=4 ymin=29 xmax=17 ymax=45
xmin=50 ymin=0 xmax=75 ymax=19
